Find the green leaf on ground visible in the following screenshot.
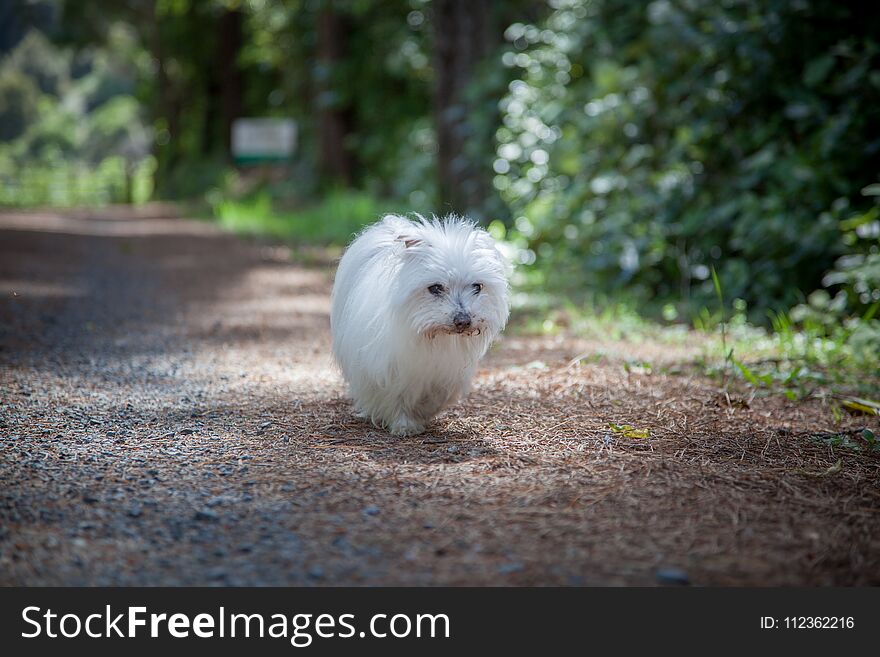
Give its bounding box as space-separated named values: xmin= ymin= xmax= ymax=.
xmin=734 ymin=360 xmax=761 ymax=387
xmin=608 ymin=423 xmax=651 ymax=439
xmin=810 ymin=431 xmax=880 ymax=453
xmin=841 ymin=397 xmax=880 ymax=416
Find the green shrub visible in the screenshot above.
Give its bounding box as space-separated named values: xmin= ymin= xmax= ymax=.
xmin=494 ymin=0 xmax=880 ymax=322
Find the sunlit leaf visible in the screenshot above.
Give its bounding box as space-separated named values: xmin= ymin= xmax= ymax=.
xmin=734 ymin=360 xmax=761 ymax=387
xmin=608 ymin=423 xmax=650 ymax=439
xmin=841 ymin=398 xmax=880 ymax=416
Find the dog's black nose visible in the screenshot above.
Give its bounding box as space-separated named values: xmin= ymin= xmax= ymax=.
xmin=453 ymin=312 xmax=472 ymax=331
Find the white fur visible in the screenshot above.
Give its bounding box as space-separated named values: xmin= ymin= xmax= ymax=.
xmin=330 ymin=213 xmax=510 ymax=436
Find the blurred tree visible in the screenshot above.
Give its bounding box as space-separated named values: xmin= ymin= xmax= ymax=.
xmin=432 ymin=0 xmax=497 ymax=215
xmin=57 ymin=0 xmax=249 ymax=195
xmin=201 ymin=4 xmax=245 ymax=156
xmin=7 ymin=30 xmax=68 ymax=94
xmin=218 ymin=6 xmax=244 ymax=154
xmin=49 ymin=0 xmax=536 ymax=207
xmin=0 ymin=67 xmax=40 ymax=141
xmin=316 ymin=1 xmax=355 ymax=186
xmin=429 ymin=0 xmax=543 ymax=220
xmin=238 ymin=0 xmax=435 ymax=197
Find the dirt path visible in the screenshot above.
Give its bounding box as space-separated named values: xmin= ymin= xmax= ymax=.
xmin=1 ymin=207 xmax=878 ymax=586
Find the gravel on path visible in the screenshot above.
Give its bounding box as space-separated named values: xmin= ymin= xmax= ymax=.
xmin=1 ymin=206 xmax=878 ymax=585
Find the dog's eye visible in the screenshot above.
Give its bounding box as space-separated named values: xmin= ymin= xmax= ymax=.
xmin=472 ymin=283 xmax=483 ymax=294
xmin=428 ymin=284 xmax=444 ymax=296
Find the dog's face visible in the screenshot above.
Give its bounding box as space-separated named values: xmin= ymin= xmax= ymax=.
xmin=392 ymin=218 xmax=510 ymax=339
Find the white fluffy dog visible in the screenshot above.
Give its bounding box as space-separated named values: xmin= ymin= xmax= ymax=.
xmin=331 ymin=214 xmax=510 ymax=436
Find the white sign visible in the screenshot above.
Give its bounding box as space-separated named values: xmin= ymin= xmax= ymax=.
xmin=231 ymin=118 xmax=297 ymax=164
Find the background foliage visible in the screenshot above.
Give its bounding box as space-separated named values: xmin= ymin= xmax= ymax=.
xmin=0 ymin=25 xmax=154 ymax=205
xmin=493 ymin=0 xmax=880 ymax=323
xmin=1 ymin=0 xmax=878 ymax=368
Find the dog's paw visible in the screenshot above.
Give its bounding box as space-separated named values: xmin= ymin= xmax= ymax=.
xmin=388 ymin=414 xmax=425 ymax=437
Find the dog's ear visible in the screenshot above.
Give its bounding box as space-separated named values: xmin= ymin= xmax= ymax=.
xmin=397 ymin=235 xmax=421 ymax=248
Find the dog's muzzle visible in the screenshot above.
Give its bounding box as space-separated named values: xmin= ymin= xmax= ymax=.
xmin=452 ymin=312 xmax=472 ymax=333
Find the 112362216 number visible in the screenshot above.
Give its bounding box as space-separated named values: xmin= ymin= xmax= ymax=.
xmin=784 ymin=617 xmax=854 ymax=629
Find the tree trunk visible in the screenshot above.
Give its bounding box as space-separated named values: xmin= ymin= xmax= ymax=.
xmin=218 ymin=8 xmax=244 ymax=155
xmin=432 ymin=0 xmax=496 ymax=218
xmin=316 ymin=2 xmax=354 ymax=186
xmin=201 ymin=8 xmax=243 ymax=158
xmin=150 ymin=5 xmax=180 ymax=196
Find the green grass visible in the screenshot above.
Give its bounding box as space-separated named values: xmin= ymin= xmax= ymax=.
xmin=508 ymin=285 xmax=879 ymax=405
xmin=0 ymin=155 xmax=155 ymax=207
xmin=211 ymin=189 xmax=396 ymax=246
